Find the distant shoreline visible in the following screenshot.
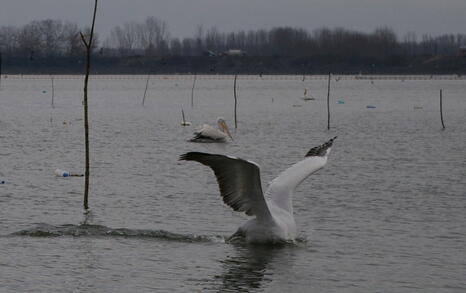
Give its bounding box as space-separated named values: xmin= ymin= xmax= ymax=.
xmin=1 ymin=55 xmax=465 ymax=75
xmin=2 ymin=74 xmax=465 ymax=84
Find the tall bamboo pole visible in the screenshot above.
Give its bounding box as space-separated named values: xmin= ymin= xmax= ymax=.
xmin=80 ymin=0 xmax=98 ymax=211
xmin=181 ymin=108 xmax=187 ymax=124
xmin=51 ymin=75 xmax=55 ymax=108
xmin=233 ymin=74 xmax=238 ymax=129
xmin=327 ymin=72 xmax=331 ymax=130
xmin=0 ymin=52 xmax=2 ymax=90
xmin=142 ymin=73 xmax=150 ymax=106
xmin=440 ymin=89 xmax=445 ymax=129
xmin=191 ymin=73 xmax=197 ymax=108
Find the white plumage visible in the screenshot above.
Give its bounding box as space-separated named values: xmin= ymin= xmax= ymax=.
xmin=180 ymin=136 xmax=337 ymax=244
xmin=190 ymin=117 xmax=233 ymax=142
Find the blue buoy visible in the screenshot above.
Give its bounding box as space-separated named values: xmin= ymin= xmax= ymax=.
xmin=0 ymin=180 xmax=5 ymax=184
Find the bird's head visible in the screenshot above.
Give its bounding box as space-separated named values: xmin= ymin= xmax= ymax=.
xmin=217 ymin=117 xmax=233 ymax=140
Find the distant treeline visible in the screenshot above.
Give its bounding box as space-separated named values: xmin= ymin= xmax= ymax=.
xmin=1 ymin=18 xmax=465 ymax=74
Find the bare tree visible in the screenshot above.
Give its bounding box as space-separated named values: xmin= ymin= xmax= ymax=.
xmin=170 ymin=38 xmax=182 ymax=56
xmin=109 ymin=21 xmax=138 ymax=55
xmin=195 ymin=24 xmax=204 ymax=55
xmin=16 ymin=22 xmax=42 ymax=56
xmin=62 ymin=22 xmax=82 ymax=57
xmin=138 ymin=17 xmax=170 ymax=56
xmin=205 ymin=26 xmax=221 ymax=52
xmin=182 ymin=38 xmax=194 ymax=56
xmin=3 ymin=18 xmax=466 ymax=66
xmin=0 ymin=26 xmax=19 ymax=54
xmin=403 ymin=31 xmax=418 ymax=56
xmin=38 ymin=19 xmax=63 ymax=57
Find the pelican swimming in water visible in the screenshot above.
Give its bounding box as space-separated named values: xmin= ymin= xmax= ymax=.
xmin=190 ymin=117 xmax=233 ymax=143
xmin=180 ymin=136 xmax=337 ymax=244
xmin=302 ymin=88 xmax=316 ymax=101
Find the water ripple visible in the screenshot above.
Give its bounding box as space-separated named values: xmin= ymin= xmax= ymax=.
xmin=10 ymin=223 xmax=226 ymax=243
xmin=9 ymin=223 xmax=308 ymax=247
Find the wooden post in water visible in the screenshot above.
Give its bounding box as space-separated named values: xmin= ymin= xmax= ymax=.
xmin=327 ymin=72 xmax=331 ymax=130
xmin=233 ymin=74 xmax=238 ymax=129
xmin=181 ymin=108 xmax=186 ymax=124
xmin=51 ymin=75 xmax=55 ymax=108
xmin=191 ymin=73 xmax=197 ymax=108
xmin=440 ymin=89 xmax=445 ymax=129
xmin=0 ymin=52 xmax=2 ymax=90
xmin=142 ymin=73 xmax=150 ymax=106
xmin=80 ymin=0 xmax=98 ymax=212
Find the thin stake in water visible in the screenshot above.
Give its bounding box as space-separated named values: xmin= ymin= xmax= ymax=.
xmin=327 ymin=72 xmax=331 ymax=130
xmin=0 ymin=52 xmax=2 ymax=90
xmin=180 ymin=108 xmax=191 ymax=126
xmin=51 ymin=75 xmax=55 ymax=108
xmin=80 ymin=0 xmax=98 ymax=212
xmin=233 ymin=74 xmax=238 ymax=129
xmin=191 ymin=73 xmax=197 ymax=108
xmin=142 ymin=73 xmax=150 ymax=106
xmin=181 ymin=108 xmax=186 ymax=124
xmin=440 ymin=89 xmax=445 ymax=129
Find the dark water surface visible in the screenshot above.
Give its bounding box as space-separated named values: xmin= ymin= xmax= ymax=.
xmin=1 ymin=75 xmax=465 ymax=292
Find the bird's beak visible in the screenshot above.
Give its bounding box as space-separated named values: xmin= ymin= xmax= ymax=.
xmin=220 ymin=120 xmax=234 ymax=140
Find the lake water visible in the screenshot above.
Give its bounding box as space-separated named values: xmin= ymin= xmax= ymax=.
xmin=0 ymin=75 xmax=465 ymax=292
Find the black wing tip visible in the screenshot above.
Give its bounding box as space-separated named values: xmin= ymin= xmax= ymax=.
xmin=305 ymin=136 xmax=337 ymax=157
xmin=179 ymin=152 xmax=205 ymax=161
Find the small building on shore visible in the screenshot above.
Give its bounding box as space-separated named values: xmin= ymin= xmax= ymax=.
xmin=222 ymin=49 xmax=247 ymax=56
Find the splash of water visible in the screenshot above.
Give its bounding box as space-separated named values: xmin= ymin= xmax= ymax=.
xmin=10 ymin=223 xmax=309 ymax=247
xmin=11 ymin=223 xmax=226 ymax=243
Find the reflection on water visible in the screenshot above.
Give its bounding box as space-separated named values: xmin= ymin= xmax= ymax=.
xmin=74 ymin=236 xmax=100 ymax=293
xmin=209 ymin=245 xmax=282 ymax=293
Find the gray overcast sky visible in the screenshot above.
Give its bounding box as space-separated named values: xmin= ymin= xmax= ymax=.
xmin=1 ymin=0 xmax=465 ymax=40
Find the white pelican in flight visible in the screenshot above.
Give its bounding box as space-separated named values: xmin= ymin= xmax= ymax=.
xmin=190 ymin=117 xmax=233 ymax=143
xmin=180 ymin=136 xmax=337 ymax=243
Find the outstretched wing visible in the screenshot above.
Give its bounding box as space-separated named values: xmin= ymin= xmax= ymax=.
xmin=266 ymin=137 xmax=337 ymax=212
xmin=180 ymin=152 xmax=272 ymax=220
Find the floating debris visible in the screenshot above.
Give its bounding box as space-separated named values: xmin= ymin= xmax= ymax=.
xmin=54 ymin=168 xmax=83 ymax=177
